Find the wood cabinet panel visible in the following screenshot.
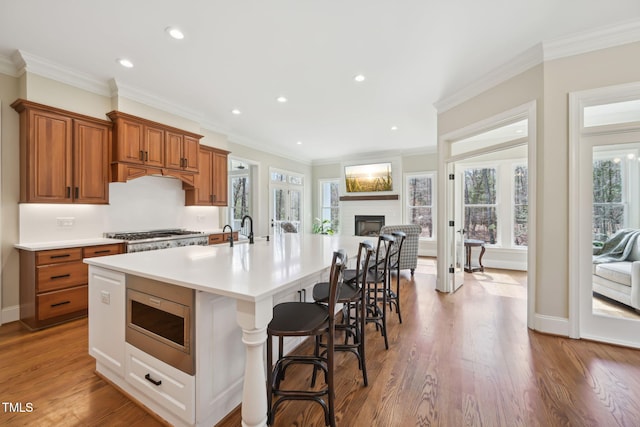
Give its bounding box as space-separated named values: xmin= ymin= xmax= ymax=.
xmin=37 ymin=286 xmax=88 ymax=321
xmin=74 ymin=119 xmax=110 ymax=203
xmin=212 ymin=151 xmax=228 ymax=206
xmin=37 ymin=261 xmax=88 ymax=293
xmin=185 ymin=146 xmax=229 ymax=206
xmin=12 ymin=99 xmax=111 ymax=204
xmin=108 ymin=111 xmax=202 ymax=184
xmin=145 ymin=125 xmax=165 ymax=168
xmin=209 ymin=232 xmax=238 ymax=245
xmin=20 ymin=243 xmax=124 ymax=330
xmin=84 ymin=243 xmax=124 ymax=258
xmin=36 ymin=248 xmax=82 ymax=265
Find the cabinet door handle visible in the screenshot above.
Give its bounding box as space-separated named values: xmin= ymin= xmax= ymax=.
xmin=145 ymin=373 xmax=162 ymax=386
xmin=210 ymin=194 xmax=213 ymax=202
xmin=66 ymin=187 xmax=71 ymax=198
xmin=75 ymin=187 xmax=79 ymax=199
xmin=51 ymin=254 xmax=71 ymax=259
xmin=93 ymin=249 xmax=111 ymax=254
xmin=50 ymin=300 xmax=71 ymax=308
xmin=145 ymin=151 xmax=149 ymax=161
xmin=50 ymin=274 xmax=71 ymax=280
xmin=139 ymin=150 xmax=144 ymax=161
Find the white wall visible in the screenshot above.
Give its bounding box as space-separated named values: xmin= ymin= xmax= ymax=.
xmin=19 ymin=176 xmax=220 ymax=243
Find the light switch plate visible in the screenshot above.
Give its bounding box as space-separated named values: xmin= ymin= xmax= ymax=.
xmin=100 ymin=290 xmax=110 ymax=305
xmin=56 ymin=217 xmax=75 ymax=227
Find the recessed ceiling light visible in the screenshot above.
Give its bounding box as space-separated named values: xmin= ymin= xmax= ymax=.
xmin=166 ymin=26 xmax=185 ymax=40
xmin=231 ymin=109 xmax=242 ymax=115
xmin=391 ymin=126 xmax=398 ymax=131
xmin=354 ymin=74 xmax=366 ymax=82
xmin=117 ymin=58 xmax=134 ymax=68
xmin=277 ymin=96 xmax=288 ymax=103
xmin=296 ymin=141 xmax=302 ymax=145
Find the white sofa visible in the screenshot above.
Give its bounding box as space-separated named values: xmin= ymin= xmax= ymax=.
xmin=593 ymin=234 xmax=640 ymax=311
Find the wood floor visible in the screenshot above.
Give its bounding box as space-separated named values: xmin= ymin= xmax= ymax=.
xmin=2 ymin=258 xmax=640 ymax=426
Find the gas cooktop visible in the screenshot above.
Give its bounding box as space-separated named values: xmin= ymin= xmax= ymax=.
xmin=105 ymin=229 xmax=204 ymax=241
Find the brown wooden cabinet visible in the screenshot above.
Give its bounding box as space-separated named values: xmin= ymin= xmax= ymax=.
xmin=208 ymin=231 xmax=238 ymax=245
xmin=108 ymin=111 xmax=202 ymax=184
xmin=185 ymin=146 xmax=229 ymax=206
xmin=166 ymin=132 xmax=199 ymax=173
xmin=19 ymin=243 xmax=124 ymax=330
xmin=11 ymin=100 xmax=111 ymax=204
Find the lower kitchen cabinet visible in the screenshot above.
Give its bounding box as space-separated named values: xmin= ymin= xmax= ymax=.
xmin=208 ymin=231 xmax=238 ymax=245
xmin=19 ymin=243 xmax=124 ymax=330
xmin=125 ymin=343 xmax=196 ymax=424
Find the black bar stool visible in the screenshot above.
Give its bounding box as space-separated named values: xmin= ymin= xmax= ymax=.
xmin=312 ymin=241 xmax=374 ymax=386
xmin=344 ymin=234 xmax=396 ymax=350
xmin=266 ymin=250 xmax=346 ymax=427
xmin=386 ymin=231 xmax=406 ymax=323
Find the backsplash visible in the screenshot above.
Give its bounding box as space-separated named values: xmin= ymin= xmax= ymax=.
xmin=19 ymin=176 xmax=220 ymax=243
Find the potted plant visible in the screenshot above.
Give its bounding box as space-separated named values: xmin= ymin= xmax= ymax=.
xmin=312 ymin=218 xmax=334 ymax=235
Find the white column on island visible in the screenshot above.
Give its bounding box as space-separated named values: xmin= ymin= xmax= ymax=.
xmin=236 ymin=297 xmax=273 ymax=427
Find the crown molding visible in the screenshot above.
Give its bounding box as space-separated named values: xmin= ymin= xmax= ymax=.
xmin=434 ymin=43 xmax=543 ymax=113
xmin=544 ymin=18 xmax=640 ymax=61
xmin=0 ymin=52 xmax=19 ymax=77
xmin=17 ymin=50 xmax=111 ymax=97
xmin=434 ymin=18 xmax=640 ymax=114
xmin=110 ymin=79 xmax=207 ymax=126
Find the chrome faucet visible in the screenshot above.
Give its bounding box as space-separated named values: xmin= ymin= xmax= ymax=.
xmin=241 ymin=215 xmax=254 ymax=244
xmin=222 ymin=224 xmax=234 ymax=247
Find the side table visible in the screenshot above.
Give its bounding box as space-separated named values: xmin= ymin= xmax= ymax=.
xmin=464 ymin=239 xmax=485 ymax=273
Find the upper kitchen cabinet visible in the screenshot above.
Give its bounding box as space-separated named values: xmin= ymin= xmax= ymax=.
xmin=166 ymin=132 xmax=199 ymax=173
xmin=185 ymin=146 xmax=229 ymax=206
xmin=11 ymin=99 xmax=111 ymax=204
xmin=107 ymin=111 xmax=202 ymax=185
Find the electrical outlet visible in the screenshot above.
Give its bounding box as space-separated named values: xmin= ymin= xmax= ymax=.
xmin=100 ymin=290 xmax=110 ymax=305
xmin=56 ymin=217 xmax=75 ymax=227
xmin=196 ymin=215 xmax=205 ymax=222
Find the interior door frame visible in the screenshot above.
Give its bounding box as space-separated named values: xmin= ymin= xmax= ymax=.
xmin=437 ymin=101 xmax=537 ymax=329
xmin=569 ymin=82 xmax=640 ymax=346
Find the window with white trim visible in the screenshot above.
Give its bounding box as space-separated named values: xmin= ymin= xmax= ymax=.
xmin=405 ymin=173 xmax=435 ymax=239
xmin=318 ymin=179 xmax=340 ymax=233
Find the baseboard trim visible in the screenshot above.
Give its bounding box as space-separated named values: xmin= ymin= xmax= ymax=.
xmin=533 ymin=313 xmax=570 ymax=337
xmin=1 ymin=305 xmax=19 ymax=325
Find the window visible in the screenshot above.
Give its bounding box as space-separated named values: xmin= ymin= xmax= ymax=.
xmin=592 ymin=156 xmax=626 ymax=242
xmin=464 ymin=168 xmax=497 ymax=243
xmin=270 ymin=168 xmax=304 ymax=234
xmin=405 ymin=173 xmax=435 ymax=238
xmin=513 ymin=165 xmax=528 ymax=246
xmin=319 ymin=180 xmax=340 ymax=233
xmin=229 ymin=171 xmax=250 ymax=230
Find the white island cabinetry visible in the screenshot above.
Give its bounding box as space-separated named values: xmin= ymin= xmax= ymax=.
xmin=85 ymin=234 xmax=360 ymax=427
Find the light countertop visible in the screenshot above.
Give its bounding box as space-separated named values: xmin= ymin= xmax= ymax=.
xmin=84 ymin=234 xmax=362 ymax=302
xmin=15 ymin=238 xmax=125 ymax=251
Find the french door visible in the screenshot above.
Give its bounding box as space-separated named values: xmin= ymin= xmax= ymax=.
xmin=269 ymin=168 xmax=303 ymax=235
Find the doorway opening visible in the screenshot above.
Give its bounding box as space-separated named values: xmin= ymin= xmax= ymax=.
xmin=438 ymin=101 xmax=536 ymax=328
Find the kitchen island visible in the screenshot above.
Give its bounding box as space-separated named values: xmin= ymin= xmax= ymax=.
xmin=84 ymin=233 xmax=360 ymax=427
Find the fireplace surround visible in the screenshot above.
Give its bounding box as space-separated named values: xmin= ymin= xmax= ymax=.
xmin=355 ymin=215 xmax=385 ymax=236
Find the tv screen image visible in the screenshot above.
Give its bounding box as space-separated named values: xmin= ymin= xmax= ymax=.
xmin=344 ymin=162 xmax=393 ymax=193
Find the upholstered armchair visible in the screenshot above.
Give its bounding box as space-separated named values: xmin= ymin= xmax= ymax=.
xmin=380 ymin=224 xmax=421 ymax=275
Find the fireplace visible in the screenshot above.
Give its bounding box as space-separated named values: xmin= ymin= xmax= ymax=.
xmin=354 ymin=215 xmax=385 ymax=237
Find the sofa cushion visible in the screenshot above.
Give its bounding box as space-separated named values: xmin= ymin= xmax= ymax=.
xmin=594 ymin=261 xmax=632 ymax=287
xmin=629 ymin=237 xmax=640 ymax=261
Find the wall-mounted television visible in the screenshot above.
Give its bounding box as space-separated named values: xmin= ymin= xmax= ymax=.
xmin=344 ymin=162 xmax=393 ymax=193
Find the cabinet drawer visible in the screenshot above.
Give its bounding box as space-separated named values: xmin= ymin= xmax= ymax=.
xmin=84 ymin=244 xmax=123 ymax=258
xmin=37 ymin=285 xmax=87 ymax=320
xmin=37 ymin=261 xmax=88 ymax=292
xmin=209 ymin=234 xmax=224 ymax=244
xmin=36 ymin=248 xmax=82 ymax=266
xmin=125 ymin=344 xmax=195 ymax=424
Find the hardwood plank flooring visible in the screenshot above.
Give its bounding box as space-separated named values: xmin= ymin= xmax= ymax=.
xmin=1 ymin=258 xmax=640 ymax=426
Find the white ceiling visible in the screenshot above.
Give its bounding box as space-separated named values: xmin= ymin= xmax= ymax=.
xmin=1 ymin=1 xmax=639 ymax=163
